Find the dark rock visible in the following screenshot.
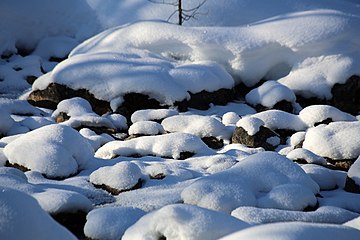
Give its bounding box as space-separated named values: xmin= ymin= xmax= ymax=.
xmin=274 ymin=129 xmax=297 ymax=145
xmin=232 ymin=126 xmax=280 ymax=151
xmin=52 ymin=211 xmax=87 ymax=239
xmin=55 ymin=112 xmax=70 ymax=123
xmin=150 ymin=173 xmax=166 ymax=180
xmin=93 ymin=178 xmax=143 ymax=195
xmin=28 ymin=83 xmax=111 ymax=115
xmin=178 ymin=151 xmax=195 ymax=160
xmin=179 ymin=88 xmax=236 ymax=111
xmin=325 ymin=158 xmax=356 ymax=171
xmin=303 ymin=201 xmax=319 ymax=212
xmin=254 ymin=100 xmax=294 ymax=113
xmin=344 ymin=177 xmax=360 ymax=194
xmin=5 ymin=161 xmax=30 ymax=172
xmin=25 ymin=75 xmax=37 ymax=85
xmin=313 ymin=118 xmax=332 ymax=127
xmin=201 ymin=136 xmax=224 ymax=149
xmin=331 ymin=75 xmax=360 ymax=115
xmin=49 ymin=56 xmax=67 ymax=62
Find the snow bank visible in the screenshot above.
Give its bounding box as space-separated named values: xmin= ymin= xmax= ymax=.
xmin=4 ymin=124 xmax=94 ymax=178
xmin=181 ymin=152 xmax=319 ymax=212
xmin=122 ymin=204 xmax=250 ymax=240
xmin=0 ymin=187 xmax=76 ymax=240
xmin=303 ymin=121 xmax=360 ymax=160
xmin=95 ymin=133 xmax=213 ymax=160
xmin=220 ymin=222 xmax=360 ymax=240
xmin=84 ymin=207 xmax=146 ymax=240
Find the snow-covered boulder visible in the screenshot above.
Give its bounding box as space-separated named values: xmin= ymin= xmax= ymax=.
xmin=0 ymin=187 xmax=76 ymax=240
xmin=128 ymin=121 xmax=165 ymax=136
xmin=4 ymin=124 xmax=94 ymax=178
xmin=232 ymin=206 xmax=358 ymax=225
xmin=245 ymin=80 xmax=296 ymax=112
xmin=302 ymin=164 xmax=340 ymax=191
xmin=84 ymin=207 xmax=146 ymax=240
xmin=90 ymin=162 xmax=143 ymax=195
xmin=232 ymin=117 xmax=280 ymax=150
xmin=302 ymin=121 xmax=360 ymax=161
xmin=220 ymin=222 xmax=360 ymax=240
xmin=286 ymin=148 xmax=327 ymax=165
xmin=95 ymin=132 xmax=213 ymax=160
xmin=181 ymin=152 xmax=319 ymax=213
xmin=122 ymin=204 xmax=250 ymax=240
xmin=131 ymin=109 xmax=178 ymax=123
xmin=299 ymin=105 xmax=357 ymax=127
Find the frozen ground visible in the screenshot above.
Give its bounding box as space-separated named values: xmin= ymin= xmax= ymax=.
xmin=1 ymin=0 xmax=360 ymax=239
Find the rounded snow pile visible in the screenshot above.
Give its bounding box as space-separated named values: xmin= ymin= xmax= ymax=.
xmin=4 ymin=124 xmax=94 ymax=178
xmin=122 ymin=204 xmax=250 ymax=240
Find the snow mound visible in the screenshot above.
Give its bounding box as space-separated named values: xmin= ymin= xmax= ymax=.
xmin=232 ymin=206 xmax=358 ymax=225
xmin=348 ymin=156 xmax=360 ymax=186
xmin=181 ymin=152 xmax=319 ymax=212
xmin=122 ymin=204 xmax=250 ymax=240
xmin=4 ymin=124 xmax=94 ymax=178
xmin=52 ymin=97 xmax=115 ymax=129
xmin=84 ymin=207 xmax=146 ymax=240
xmin=0 ymin=187 xmax=76 ymax=240
xmin=90 ymin=162 xmax=143 ymax=192
xmin=286 ymin=148 xmax=327 ymax=165
xmin=79 ymin=128 xmax=114 ymax=151
xmin=245 ymin=80 xmax=296 ymax=108
xmin=95 ymin=133 xmax=213 ymax=160
xmin=32 ymin=9 xmax=360 ymax=109
xmin=161 ymin=114 xmax=226 ymax=138
xmin=0 ymin=109 xmax=14 ymax=135
xmin=222 ymin=112 xmax=241 ymax=126
xmin=302 ymin=121 xmax=360 ymax=160
xmin=299 ymin=105 xmax=357 ymax=127
xmin=220 ymin=221 xmax=360 ymax=240
xmin=251 ymin=110 xmax=307 ymax=131
xmin=128 ymin=121 xmax=165 ymax=136
xmin=236 ymin=116 xmax=265 ymax=136
xmin=131 ymin=109 xmax=178 ymax=123
xmin=302 ymin=164 xmax=340 ymax=190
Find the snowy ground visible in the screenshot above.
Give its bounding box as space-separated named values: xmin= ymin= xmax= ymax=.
xmin=1 ymin=0 xmax=360 ymax=239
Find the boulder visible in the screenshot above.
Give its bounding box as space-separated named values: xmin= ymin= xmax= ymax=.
xmin=331 ymin=75 xmax=360 ymax=115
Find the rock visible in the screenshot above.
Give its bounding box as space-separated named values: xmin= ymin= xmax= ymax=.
xmin=344 ymin=177 xmax=360 ymax=194
xmin=254 ymin=100 xmax=294 ymax=113
xmin=202 ymin=136 xmax=224 ymax=149
xmin=52 ymin=211 xmax=87 ymax=239
xmin=232 ymin=126 xmax=280 ymax=151
xmin=28 ymin=83 xmax=111 ymax=115
xmin=331 ymin=75 xmax=360 ymax=115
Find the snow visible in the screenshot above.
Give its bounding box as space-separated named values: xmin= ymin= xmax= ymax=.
xmin=232 ymin=206 xmax=359 ymax=225
xmin=84 ymin=207 xmax=146 ymax=240
xmin=220 ymin=221 xmax=360 ymax=240
xmin=95 ymin=132 xmax=213 ymax=160
xmin=181 ymin=152 xmax=319 ymax=213
xmin=245 ymin=81 xmax=296 ymax=108
xmin=131 ymin=109 xmax=178 ymax=123
xmin=286 ymin=148 xmax=327 ymax=165
xmin=90 ymin=162 xmax=143 ymax=192
xmin=128 ymin=121 xmax=165 ymax=136
xmin=299 ymin=105 xmax=357 ymax=127
xmin=0 ymin=187 xmax=76 ymax=240
xmin=161 ymin=114 xmax=226 ymax=138
xmin=122 ymin=204 xmax=250 ymax=240
xmin=3 ymin=124 xmax=94 ymax=178
xmin=302 ymin=121 xmax=360 ymax=160
xmin=1 ymin=0 xmax=360 ymax=239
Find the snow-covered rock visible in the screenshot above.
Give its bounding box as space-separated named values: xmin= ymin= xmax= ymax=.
xmin=181 ymin=152 xmax=319 ymax=213
xmin=302 ymin=121 xmax=360 ymax=160
xmin=286 ymin=148 xmax=327 ymax=165
xmin=95 ymin=133 xmax=213 ymax=160
xmin=128 ymin=121 xmax=165 ymax=136
xmin=0 ymin=187 xmax=76 ymax=240
xmin=84 ymin=207 xmax=146 ymax=240
xmin=131 ymin=109 xmax=178 ymax=123
xmin=122 ymin=204 xmax=250 ymax=240
xmin=4 ymin=124 xmax=94 ymax=178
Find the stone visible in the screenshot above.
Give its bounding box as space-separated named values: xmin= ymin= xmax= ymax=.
xmin=232 ymin=126 xmax=280 ymax=151
xmin=331 ymin=75 xmax=360 ymax=115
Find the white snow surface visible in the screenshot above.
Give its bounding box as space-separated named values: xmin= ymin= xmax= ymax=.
xmin=286 ymin=148 xmax=327 ymax=165
xmin=122 ymin=204 xmax=250 ymax=240
xmin=302 ymin=121 xmax=360 ymax=160
xmin=128 ymin=121 xmax=165 ymax=136
xmin=0 ymin=187 xmax=76 ymax=240
xmin=236 ymin=116 xmax=265 ymax=136
xmin=3 ymin=124 xmax=94 ymax=178
xmin=131 ymin=109 xmax=178 ymax=123
xmin=220 ymin=221 xmax=360 ymax=240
